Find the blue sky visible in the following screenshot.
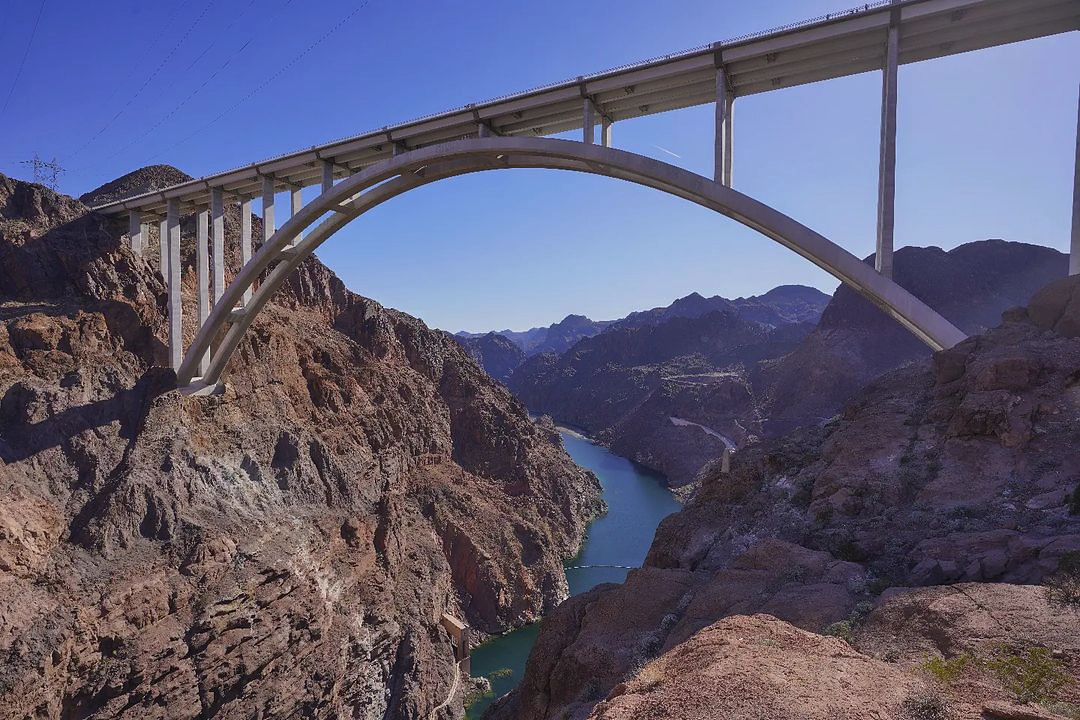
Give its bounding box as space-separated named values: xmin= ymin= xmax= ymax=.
xmin=1 ymin=0 xmax=1076 ymax=332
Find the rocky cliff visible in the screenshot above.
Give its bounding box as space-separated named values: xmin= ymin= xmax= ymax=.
xmin=489 ymin=278 xmax=1080 ymax=720
xmin=0 ymin=170 xmax=602 ymax=719
xmin=451 ymin=332 xmax=525 ymax=383
xmin=760 ymin=240 xmax=1067 ymax=435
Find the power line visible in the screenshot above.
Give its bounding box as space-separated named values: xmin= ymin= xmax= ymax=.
xmin=145 ymin=0 xmax=375 ymax=164
xmin=73 ymin=0 xmax=290 ymax=171
xmin=0 ymin=0 xmax=47 ymax=118
xmin=91 ymin=0 xmax=190 ymax=121
xmin=181 ymin=0 xmax=259 ymax=72
xmin=64 ymin=0 xmax=216 ymax=162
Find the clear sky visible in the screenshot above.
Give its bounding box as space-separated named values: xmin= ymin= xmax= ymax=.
xmin=1 ymin=0 xmax=1076 ymax=332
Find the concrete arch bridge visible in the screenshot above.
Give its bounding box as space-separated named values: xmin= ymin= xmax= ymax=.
xmin=91 ymin=0 xmax=1080 ymax=394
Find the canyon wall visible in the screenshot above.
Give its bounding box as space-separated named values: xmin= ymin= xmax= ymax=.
xmin=0 ymin=170 xmax=602 ymax=719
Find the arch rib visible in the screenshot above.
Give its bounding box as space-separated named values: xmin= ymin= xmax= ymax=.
xmin=178 ymin=137 xmax=966 ymax=388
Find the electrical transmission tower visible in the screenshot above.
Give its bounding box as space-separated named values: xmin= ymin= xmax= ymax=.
xmin=20 ymin=154 xmax=65 ymax=190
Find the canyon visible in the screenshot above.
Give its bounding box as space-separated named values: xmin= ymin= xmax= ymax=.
xmin=2 ymin=170 xmax=1077 ymax=720
xmin=487 ymin=275 xmax=1080 ymax=720
xmin=476 ymin=242 xmax=1064 ymax=490
xmin=0 ymin=169 xmax=602 ymax=719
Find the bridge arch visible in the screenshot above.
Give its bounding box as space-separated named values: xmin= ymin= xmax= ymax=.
xmin=177 ymin=136 xmax=966 ymax=389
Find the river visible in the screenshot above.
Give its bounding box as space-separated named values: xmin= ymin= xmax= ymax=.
xmin=466 ymin=428 xmax=681 ymax=718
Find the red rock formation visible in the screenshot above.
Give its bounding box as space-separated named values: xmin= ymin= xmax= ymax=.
xmin=584 ymin=584 xmax=1078 ymax=720
xmin=0 ymin=171 xmax=601 ymax=719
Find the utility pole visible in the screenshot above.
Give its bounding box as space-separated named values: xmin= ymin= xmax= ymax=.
xmin=20 ymin=153 xmax=65 ymax=190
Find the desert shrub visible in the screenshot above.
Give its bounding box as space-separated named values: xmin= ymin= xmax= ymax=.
xmin=1046 ymin=551 xmax=1080 ymax=609
xmin=822 ymin=601 xmax=876 ymax=646
xmin=985 ymin=646 xmax=1069 ymax=704
xmin=901 ymin=687 xmax=953 ymax=720
xmin=635 ymin=663 xmax=665 ymax=692
xmin=850 ymin=601 xmax=874 ymax=623
xmin=920 ymin=654 xmax=971 ymax=685
xmin=823 ymin=620 xmax=854 ymax=644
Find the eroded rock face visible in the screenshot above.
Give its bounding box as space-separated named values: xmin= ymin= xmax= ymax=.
xmin=1028 ymin=275 xmax=1080 ymax=339
xmin=760 ymin=241 xmax=1067 ymax=434
xmin=452 ymin=332 xmax=526 ymax=383
xmin=583 ymin=585 xmax=1079 ymax=720
xmin=586 ymin=615 xmax=921 ymax=720
xmin=491 ymin=301 xmax=1080 ymax=720
xmin=0 ymin=171 xmax=602 ymax=719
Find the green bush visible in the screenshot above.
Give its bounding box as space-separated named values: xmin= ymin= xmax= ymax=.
xmin=920 ymin=654 xmax=971 ymax=685
xmin=985 ymin=646 xmax=1069 ymax=704
xmin=823 ymin=620 xmax=854 ymax=644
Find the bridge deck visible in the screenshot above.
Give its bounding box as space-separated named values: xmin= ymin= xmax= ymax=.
xmin=93 ymin=0 xmax=1078 ymax=218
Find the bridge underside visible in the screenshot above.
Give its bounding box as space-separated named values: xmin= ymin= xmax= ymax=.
xmin=158 ymin=137 xmax=968 ymax=392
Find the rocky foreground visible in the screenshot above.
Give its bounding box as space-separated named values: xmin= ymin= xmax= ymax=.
xmin=0 ymin=171 xmax=602 ymax=719
xmin=489 ymin=277 xmax=1080 ymax=720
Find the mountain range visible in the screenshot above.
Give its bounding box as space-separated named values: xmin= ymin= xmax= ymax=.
xmin=491 ymin=240 xmax=1068 ymax=488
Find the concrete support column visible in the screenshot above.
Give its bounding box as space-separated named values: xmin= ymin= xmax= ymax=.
xmin=291 ymin=186 xmax=303 ymax=242
xmin=196 ymin=208 xmax=211 ymax=376
xmin=875 ymin=8 xmax=900 ymax=279
xmin=211 ymin=188 xmax=225 ymax=305
xmin=321 ymin=161 xmax=334 ymax=194
xmin=601 ymin=117 xmax=613 ymax=148
xmin=582 ymin=98 xmax=595 ymax=145
xmin=240 ymin=197 xmax=253 ymax=304
xmin=714 ymin=66 xmax=729 ymax=184
xmin=477 ymin=122 xmax=491 ymax=139
xmin=166 ymin=199 xmax=182 ymax=372
xmin=723 ymin=95 xmax=734 ymax=186
xmin=1071 ymin=83 xmax=1080 ymax=276
xmin=261 ymin=176 xmax=276 ymax=242
xmin=128 ymin=211 xmax=144 ymax=257
xmin=158 ymin=218 xmax=168 ymax=278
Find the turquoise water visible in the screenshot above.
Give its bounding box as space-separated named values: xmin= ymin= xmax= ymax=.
xmin=466 ymin=429 xmax=680 ymax=718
